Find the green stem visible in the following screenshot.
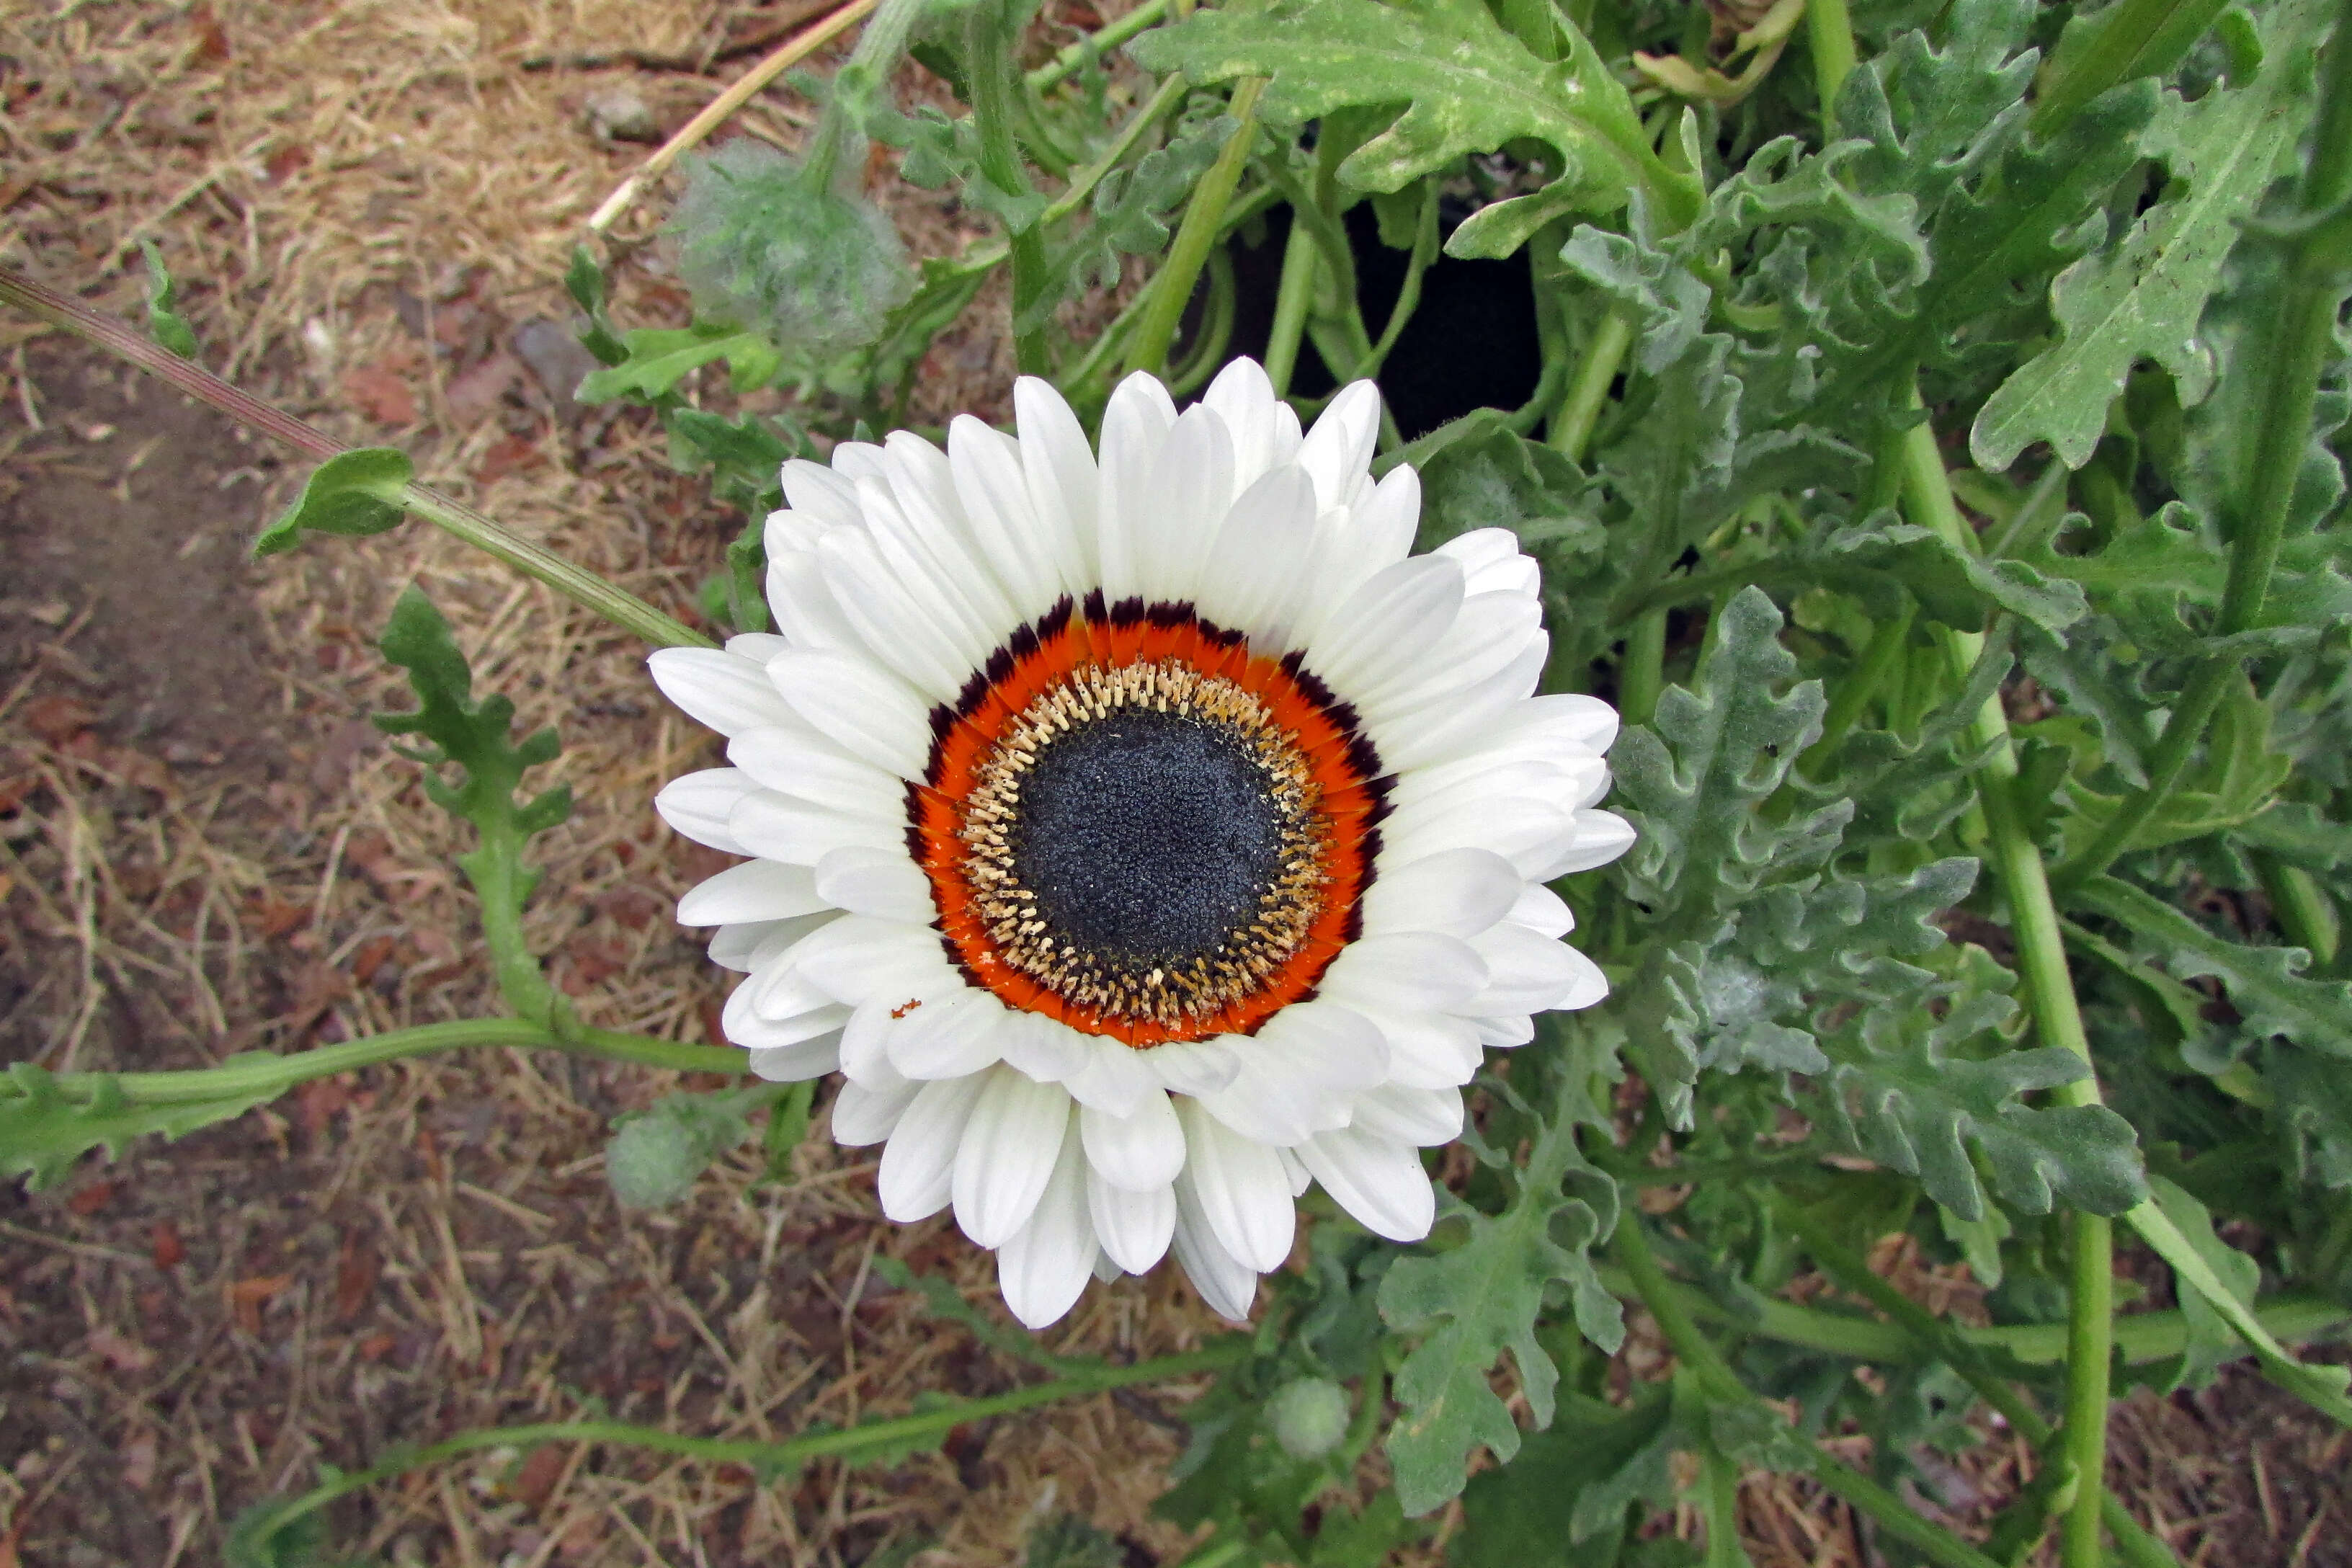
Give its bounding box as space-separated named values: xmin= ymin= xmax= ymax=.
xmin=1041 ymin=74 xmax=1192 ymax=229
xmin=1777 ymin=1201 xmax=2183 ymax=1567
xmin=1027 ymin=0 xmax=1172 ymax=92
xmin=2255 ymin=851 xmax=2340 ymax=968
xmin=1353 ymin=178 xmax=1440 ymax=381
xmin=1897 ymin=408 xmax=2115 ymax=1568
xmin=2030 ymin=0 xmax=2234 ymax=139
xmin=13 ymin=1017 xmax=745 ymax=1110
xmin=1807 ymin=0 xmax=1857 ymax=135
xmin=1124 ymin=77 xmax=1264 ymax=376
xmin=0 ymin=267 xmax=710 ymax=651
xmin=1603 ymin=1260 xmax=2352 ymax=1366
xmin=1801 ymin=604 xmax=1915 ymax=777
xmin=968 ymin=0 xmax=1052 ymax=375
xmin=1613 ymin=1219 xmax=2008 ymax=1568
xmin=1262 ymin=212 xmax=1320 ymax=397
xmin=1548 ymin=308 xmax=1633 ymax=461
xmin=1621 ymin=608 xmax=1668 ymax=729
xmin=233 ymin=1342 xmax=1242 ymax=1556
xmin=1167 ymin=244 xmax=1237 ymax=393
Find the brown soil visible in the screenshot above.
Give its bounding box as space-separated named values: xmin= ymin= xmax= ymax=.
xmin=0 ymin=4 xmax=2346 ymax=1568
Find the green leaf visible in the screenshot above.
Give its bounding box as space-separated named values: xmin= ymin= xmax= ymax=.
xmin=373 ymin=588 xmax=573 ymax=1021
xmin=1414 ymin=422 xmax=1607 ymax=556
xmin=1454 ymin=1391 xmax=1682 ymax=1567
xmin=225 ymin=1500 xmax=333 ymax=1568
xmin=1130 ymin=0 xmax=1697 ymax=223
xmin=1022 ymin=1515 xmax=1122 ymax=1568
xmin=855 ymin=251 xmax=996 ymax=403
xmin=251 ymin=447 xmax=413 ymax=558
xmin=2076 ymin=876 xmax=2352 ymax=1060
xmin=2016 ymin=507 xmax=2352 ymax=657
xmin=1378 ymin=1053 xmax=1623 ymax=1516
xmin=2125 ymin=1195 xmax=2352 ymax=1423
xmin=760 ymin=1078 xmax=816 ymax=1182
xmin=1613 ymin=589 xmax=1830 ymax=934
xmin=2263 ymin=1043 xmax=2352 ymax=1190
xmin=576 ymin=326 xmax=783 ymax=403
xmin=564 ymin=244 xmax=630 ymax=367
xmin=2056 ymin=675 xmax=2291 ymax=855
xmin=1014 ymin=107 xmax=1239 ymax=336
xmin=1799 ymin=514 xmax=2087 ymax=635
xmin=0 ymin=1063 xmax=280 ymax=1191
xmin=2147 ymin=1175 xmax=2260 ymax=1390
xmin=1970 ymin=0 xmax=2328 ymax=470
xmin=1814 ymin=948 xmax=2149 ymax=1218
xmin=140 ymin=240 xmax=200 ymax=359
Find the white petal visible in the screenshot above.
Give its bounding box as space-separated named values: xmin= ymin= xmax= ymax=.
xmin=677 ymin=860 xmax=827 ymax=927
xmin=647 ymin=648 xmax=793 ymax=737
xmin=1197 ymin=1002 xmax=1386 ymax=1144
xmin=831 ymin=1074 xmax=920 ymax=1146
xmin=1135 ymin=404 xmax=1235 ymax=605
xmin=1201 ymin=357 xmax=1298 ymax=490
xmin=814 ymin=845 xmax=935 ymax=923
xmin=726 ymin=632 xmax=790 ymax=664
xmin=1095 ymin=371 xmax=1180 ymax=604
xmin=999 ymin=1116 xmax=1096 ymax=1328
xmin=726 ymin=990 xmax=851 ymax=1051
xmin=708 ymin=919 xmax=790 ymax=973
xmin=783 ymin=916 xmax=952 ymax=1008
xmin=780 ymin=457 xmax=863 ymax=529
xmin=728 ymin=726 xmax=904 ymax=819
xmin=1175 ymin=1098 xmax=1296 ymax=1272
xmin=1358 ymin=849 xmax=1522 ymax=939
xmin=1145 ymin=1038 xmax=1243 ymax=1097
xmin=1540 ymin=810 xmax=1638 ymax=876
xmin=1469 ymin=925 xmax=1611 ymax=1012
xmin=1371 ymin=641 xmax=1549 ymax=772
xmin=1170 ymin=1177 xmax=1258 ymax=1322
xmin=1062 ymin=1035 xmax=1159 ymax=1116
xmin=1015 ymin=375 xmax=1100 ymax=582
xmin=766 ymin=649 xmax=934 ymax=781
xmin=655 ymin=769 xmax=758 ymax=855
xmin=1370 ymin=1010 xmax=1487 ymax=1090
xmin=1087 ymin=1172 xmax=1175 ymax=1274
xmin=730 ymin=792 xmax=901 ymax=865
xmin=1079 ymin=1092 xmax=1185 ymax=1191
xmin=764 ymin=547 xmax=861 ymax=652
xmin=998 ymin=1012 xmax=1096 ymax=1084
xmin=1297 ymin=1128 xmax=1435 ymax=1242
xmin=876 ymin=1074 xmax=986 ymax=1221
xmin=1193 ymin=464 xmax=1321 ymax=651
xmin=819 ymin=523 xmax=984 ymax=703
xmin=886 ymin=988 xmax=1013 ymax=1080
xmin=1319 ymin=933 xmax=1488 ymax=1013
xmin=1297 ymin=380 xmax=1381 ymax=512
xmin=748 ymin=1029 xmax=843 ymax=1082
xmin=1507 ymin=881 xmax=1574 ymax=939
xmin=1363 ymin=593 xmax=1545 ymax=723
xmin=1348 ymin=1082 xmax=1465 ymax=1146
xmin=949 ymin=414 xmax=1066 ymax=618
xmin=953 ymin=1067 xmax=1072 ymax=1249
xmin=1300 ymin=556 xmax=1464 ymax=704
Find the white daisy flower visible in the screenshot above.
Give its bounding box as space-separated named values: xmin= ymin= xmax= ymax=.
xmin=649 ymin=360 xmax=1634 ymax=1328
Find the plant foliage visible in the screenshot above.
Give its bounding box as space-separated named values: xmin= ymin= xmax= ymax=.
xmin=13 ymin=0 xmax=2352 ymax=1559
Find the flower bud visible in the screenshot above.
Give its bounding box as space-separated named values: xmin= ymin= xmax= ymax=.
xmin=1267 ymin=1377 xmax=1351 ymax=1461
xmin=667 ymin=139 xmax=914 ymax=360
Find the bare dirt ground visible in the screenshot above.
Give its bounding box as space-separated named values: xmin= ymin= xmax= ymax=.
xmin=0 ymin=4 xmax=2345 ymax=1567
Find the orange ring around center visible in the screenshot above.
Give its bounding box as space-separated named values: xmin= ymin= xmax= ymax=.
xmin=906 ymin=596 xmax=1384 ymax=1047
